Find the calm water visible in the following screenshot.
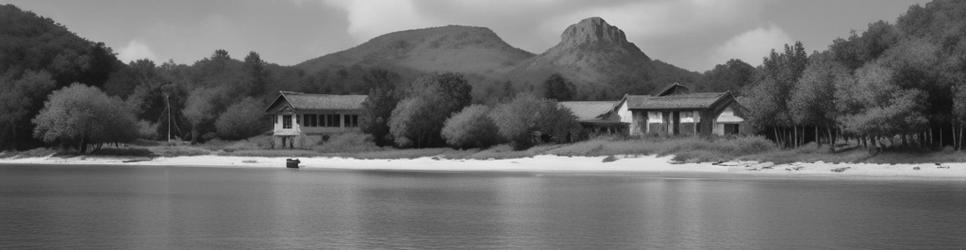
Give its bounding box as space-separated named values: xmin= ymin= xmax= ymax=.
xmin=1 ymin=165 xmax=966 ymax=249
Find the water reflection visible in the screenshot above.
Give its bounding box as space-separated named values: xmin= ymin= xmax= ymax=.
xmin=1 ymin=165 xmax=966 ymax=249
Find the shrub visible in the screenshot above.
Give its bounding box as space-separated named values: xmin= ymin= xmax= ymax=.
xmin=441 ymin=105 xmax=501 ymax=149
xmin=215 ymin=98 xmax=266 ymax=140
xmin=312 ymin=132 xmax=381 ymax=153
xmin=388 ymin=73 xmax=472 ymax=148
xmin=490 ymin=94 xmax=581 ymax=150
xmin=136 ymin=120 xmax=158 ymax=139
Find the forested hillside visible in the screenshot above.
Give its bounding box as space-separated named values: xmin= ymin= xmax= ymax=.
xmin=0 ymin=4 xmax=121 ymax=149
xmin=743 ymin=0 xmax=966 ymax=150
xmin=6 ymin=0 xmax=965 ymax=153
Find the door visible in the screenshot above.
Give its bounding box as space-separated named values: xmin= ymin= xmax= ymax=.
xmin=671 ymin=111 xmax=680 ymax=135
xmin=724 ymin=124 xmax=739 ymax=135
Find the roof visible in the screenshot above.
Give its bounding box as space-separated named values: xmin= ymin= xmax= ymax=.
xmin=265 ymin=91 xmax=368 ymax=112
xmin=655 ymin=82 xmax=691 ymax=96
xmin=624 ymin=92 xmax=730 ymax=110
xmin=558 ymin=101 xmax=618 ymax=122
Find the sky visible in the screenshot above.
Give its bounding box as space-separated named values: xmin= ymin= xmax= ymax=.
xmin=1 ymin=0 xmax=931 ymax=72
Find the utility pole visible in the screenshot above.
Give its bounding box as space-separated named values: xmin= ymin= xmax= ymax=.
xmin=166 ymin=93 xmax=171 ymax=143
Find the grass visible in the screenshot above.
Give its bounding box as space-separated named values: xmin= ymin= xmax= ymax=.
xmin=8 ymin=134 xmax=966 ymax=164
xmin=0 ymin=148 xmax=58 ymax=158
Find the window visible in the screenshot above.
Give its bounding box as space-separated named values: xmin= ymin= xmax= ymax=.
xmin=325 ymin=114 xmax=334 ymax=127
xmin=333 ymin=114 xmax=342 ymax=127
xmin=283 ymin=115 xmax=292 ymax=129
xmin=319 ymin=115 xmax=326 ymax=127
xmin=305 ymin=114 xmax=317 ymax=127
xmin=344 ymin=114 xmax=359 ymax=127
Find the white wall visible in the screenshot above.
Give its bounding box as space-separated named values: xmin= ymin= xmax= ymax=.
xmin=716 ymin=107 xmax=743 ymax=123
xmin=615 ymin=100 xmax=640 ymax=136
xmin=647 ymin=111 xmax=662 ymax=123
xmin=713 ymin=106 xmax=743 ymax=135
xmin=273 ymin=113 xmax=300 ymax=136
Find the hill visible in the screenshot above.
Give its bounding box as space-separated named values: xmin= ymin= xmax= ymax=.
xmin=508 ymin=17 xmax=699 ymax=99
xmin=0 ymin=4 xmax=123 ymax=149
xmin=295 ymin=25 xmax=534 ymax=101
xmin=296 ymin=17 xmax=700 ymax=101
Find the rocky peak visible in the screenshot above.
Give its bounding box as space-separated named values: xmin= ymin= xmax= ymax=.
xmin=559 ymin=17 xmax=632 ymax=48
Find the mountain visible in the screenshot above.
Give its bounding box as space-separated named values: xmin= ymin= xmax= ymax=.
xmin=507 ymin=17 xmax=699 ymax=98
xmin=0 ymin=4 xmax=120 ymax=87
xmin=297 ymin=25 xmax=533 ymax=79
xmin=295 ymin=17 xmax=699 ymax=100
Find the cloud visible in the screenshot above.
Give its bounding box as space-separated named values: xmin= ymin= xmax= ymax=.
xmin=117 ymin=40 xmax=158 ymax=63
xmin=321 ymin=0 xmax=436 ymax=42
xmin=708 ymin=24 xmax=792 ymax=71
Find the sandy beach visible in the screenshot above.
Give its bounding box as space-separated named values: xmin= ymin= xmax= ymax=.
xmin=2 ymin=154 xmax=966 ymax=179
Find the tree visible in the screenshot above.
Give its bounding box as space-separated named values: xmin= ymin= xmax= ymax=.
xmin=389 ymin=73 xmax=472 ymax=148
xmin=829 ymin=21 xmax=899 ymax=70
xmin=695 ymin=59 xmax=756 ymax=92
xmin=441 ymin=105 xmax=501 ymax=149
xmin=103 ymin=59 xmax=160 ymax=98
xmin=32 ymin=83 xmax=138 ymax=153
xmin=788 ymin=52 xmax=850 ymax=149
xmin=359 ymin=69 xmax=401 ymax=146
xmin=243 ymin=51 xmax=268 ymax=96
xmin=215 ymin=98 xmax=266 ymax=140
xmin=0 ymin=70 xmax=57 ymax=149
xmin=388 ymin=97 xmax=435 ymax=148
xmin=745 ymin=42 xmax=809 ymax=147
xmin=953 ymin=82 xmax=966 ymax=150
xmin=835 ymin=62 xmax=928 ymax=150
xmin=490 ymin=94 xmax=581 ymax=150
xmin=543 ymin=73 xmax=576 ymax=101
xmin=183 ymin=88 xmax=218 ymax=143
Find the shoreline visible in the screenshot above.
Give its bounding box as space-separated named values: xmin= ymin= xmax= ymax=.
xmin=2 ymin=154 xmax=966 ymax=180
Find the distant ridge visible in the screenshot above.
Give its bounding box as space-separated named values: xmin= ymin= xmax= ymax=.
xmin=296 ymin=25 xmax=533 ymax=77
xmin=296 ymin=18 xmax=698 ymax=100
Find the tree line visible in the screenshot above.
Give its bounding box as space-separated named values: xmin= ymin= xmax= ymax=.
xmin=360 ymin=70 xmax=582 ymax=150
xmin=744 ymin=0 xmax=966 ymax=152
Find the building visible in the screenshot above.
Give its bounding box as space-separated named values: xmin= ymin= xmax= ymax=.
xmin=611 ymin=83 xmax=749 ymax=137
xmin=264 ymin=91 xmax=367 ymax=148
xmin=558 ymin=101 xmax=626 ymax=136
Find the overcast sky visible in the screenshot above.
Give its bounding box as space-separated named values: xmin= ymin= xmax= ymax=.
xmin=2 ymin=0 xmax=930 ymax=71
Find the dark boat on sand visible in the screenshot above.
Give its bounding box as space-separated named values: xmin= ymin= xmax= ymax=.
xmin=286 ymin=158 xmax=300 ymax=168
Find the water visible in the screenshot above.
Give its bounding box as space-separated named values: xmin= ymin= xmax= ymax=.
xmin=1 ymin=165 xmax=965 ymax=249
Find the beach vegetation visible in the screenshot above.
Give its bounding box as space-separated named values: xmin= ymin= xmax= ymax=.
xmin=32 ymin=83 xmax=138 ymax=153
xmin=441 ymin=105 xmax=501 ymax=149
xmin=215 ymin=97 xmax=267 ymax=140
xmin=490 ymin=94 xmax=582 ymax=150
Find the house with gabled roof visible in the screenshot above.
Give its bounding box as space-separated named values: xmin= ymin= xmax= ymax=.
xmin=264 ymin=91 xmax=367 ymax=148
xmin=610 ymin=83 xmax=749 ymax=137
xmin=558 ymin=101 xmax=626 ymax=135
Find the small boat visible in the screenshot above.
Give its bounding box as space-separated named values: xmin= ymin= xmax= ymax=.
xmin=286 ymin=158 xmax=301 ymax=168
